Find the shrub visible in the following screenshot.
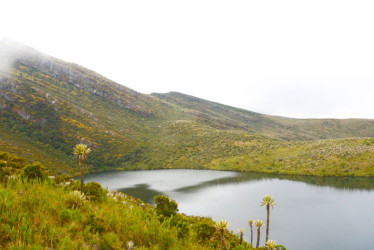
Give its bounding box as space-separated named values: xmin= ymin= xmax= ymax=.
xmin=21 ymin=162 xmax=47 ymax=181
xmin=59 ymin=209 xmax=73 ymax=224
xmin=0 ymin=168 xmax=11 ymax=181
xmin=55 ymin=174 xmax=72 ymax=184
xmin=84 ymin=214 xmax=106 ymax=233
xmin=100 ymin=232 xmax=121 ymax=250
xmin=0 ymin=160 xmax=7 ymax=168
xmin=194 ymin=222 xmax=215 ymax=243
xmin=8 ymin=156 xmax=26 ymax=169
xmin=0 ymin=152 xmax=9 ymax=161
xmin=154 ymin=195 xmax=178 ymax=217
xmin=84 ymin=182 xmax=106 ymax=202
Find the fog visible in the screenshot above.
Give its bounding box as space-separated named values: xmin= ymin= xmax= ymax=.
xmin=1 ymin=0 xmax=374 ymax=119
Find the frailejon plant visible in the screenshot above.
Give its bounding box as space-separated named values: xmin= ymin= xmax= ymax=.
xmin=266 ymin=240 xmax=277 ymax=250
xmin=73 ymin=144 xmax=91 ymax=194
xmin=66 ymin=190 xmax=87 ymax=209
xmin=261 ymin=194 xmax=276 ymax=242
xmin=0 ymin=150 xmax=286 ymax=249
xmin=215 ymin=220 xmax=228 ymax=250
xmin=248 ymin=219 xmax=254 ymax=247
xmin=254 ymin=219 xmax=264 ymax=248
xmin=238 ymin=228 xmax=244 ymax=245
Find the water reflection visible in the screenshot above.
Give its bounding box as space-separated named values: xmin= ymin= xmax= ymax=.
xmin=118 ymin=184 xmax=164 ymax=203
xmin=175 ymin=172 xmax=374 ymax=194
xmin=84 ymin=169 xmax=374 ymax=250
xmin=86 ymin=170 xmax=374 ymax=204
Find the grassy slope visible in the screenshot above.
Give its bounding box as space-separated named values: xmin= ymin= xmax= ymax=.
xmin=209 ymin=138 xmax=374 ymax=176
xmin=0 ymin=152 xmax=251 ymax=249
xmin=1 ymin=42 xmax=374 ymax=176
xmin=154 ymin=91 xmax=374 ymax=140
xmin=1 ymin=179 xmax=244 ymax=249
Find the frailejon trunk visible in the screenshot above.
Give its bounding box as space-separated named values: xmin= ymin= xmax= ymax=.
xmin=266 ymin=205 xmax=270 ymax=242
xmin=80 ymin=159 xmax=84 ymax=194
xmin=220 ymin=232 xmax=225 ymax=250
xmin=4 ymin=176 xmax=8 ymax=189
xmin=256 ymin=227 xmax=260 ymax=248
xmin=250 ymin=225 xmax=253 ymax=246
xmin=239 ymin=232 xmax=243 ymax=245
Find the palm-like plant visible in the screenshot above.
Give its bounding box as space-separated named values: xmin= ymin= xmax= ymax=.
xmin=215 ymin=220 xmax=229 ymax=250
xmin=66 ymin=190 xmax=87 ymax=209
xmin=248 ymin=219 xmax=254 ymax=247
xmin=238 ymin=228 xmax=244 ymax=245
xmin=73 ymin=144 xmax=91 ymax=194
xmin=265 ymin=240 xmax=277 ymax=250
xmin=127 ymin=241 xmax=135 ymax=250
xmin=261 ymin=194 xmax=276 ymax=242
xmin=254 ymin=219 xmax=264 ymax=248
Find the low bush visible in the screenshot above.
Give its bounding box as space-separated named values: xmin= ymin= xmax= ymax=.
xmin=0 ymin=160 xmax=7 ymax=168
xmin=100 ymin=232 xmax=121 ymax=250
xmin=84 ymin=182 xmax=106 ymax=202
xmin=154 ymin=195 xmax=178 ymax=217
xmin=59 ymin=209 xmax=73 ymax=225
xmin=0 ymin=152 xmax=9 ymax=161
xmin=21 ymin=162 xmax=47 ymax=181
xmin=55 ymin=174 xmax=72 ymax=184
xmin=194 ymin=222 xmax=216 ymax=243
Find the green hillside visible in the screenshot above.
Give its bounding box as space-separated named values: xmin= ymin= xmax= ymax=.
xmin=0 ymin=151 xmax=259 ymax=249
xmin=153 ymin=91 xmax=374 ymax=140
xmin=1 ymin=41 xmax=374 ymax=176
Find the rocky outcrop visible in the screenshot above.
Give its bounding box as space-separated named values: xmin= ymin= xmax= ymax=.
xmin=15 ymin=108 xmax=33 ymax=121
xmin=2 ymin=41 xmax=152 ymax=117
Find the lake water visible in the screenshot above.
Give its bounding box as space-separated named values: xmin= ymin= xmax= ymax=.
xmin=84 ymin=169 xmax=374 ymax=250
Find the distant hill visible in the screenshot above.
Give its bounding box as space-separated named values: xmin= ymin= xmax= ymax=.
xmin=1 ymin=41 xmax=374 ymax=175
xmin=153 ymin=91 xmax=374 ymax=140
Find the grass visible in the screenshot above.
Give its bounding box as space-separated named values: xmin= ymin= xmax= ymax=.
xmin=0 ymin=152 xmax=266 ymax=249
xmin=1 ymin=41 xmax=374 ymax=178
xmin=209 ymin=138 xmax=374 ymax=176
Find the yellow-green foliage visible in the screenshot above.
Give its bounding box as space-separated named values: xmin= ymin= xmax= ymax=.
xmin=210 ymin=138 xmax=374 ymax=177
xmin=1 ymin=51 xmax=374 ymax=177
xmin=0 ymin=152 xmax=251 ymax=249
xmin=0 ymin=177 xmax=252 ymax=249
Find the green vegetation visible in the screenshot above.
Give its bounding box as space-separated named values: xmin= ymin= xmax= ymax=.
xmin=1 ymin=42 xmax=374 ymax=178
xmin=265 ymin=240 xmax=277 ymax=250
xmin=73 ymin=144 xmax=91 ymax=193
xmin=254 ymin=220 xmax=264 ymax=248
xmin=215 ymin=220 xmax=229 ymax=250
xmin=21 ymin=162 xmax=46 ymax=181
xmin=261 ymin=195 xmax=276 ymax=242
xmin=238 ymin=228 xmax=245 ymax=245
xmin=209 ymin=138 xmax=374 ymax=176
xmin=248 ymin=220 xmax=254 ymax=247
xmin=1 ymin=150 xmax=290 ymax=249
xmin=153 ymin=195 xmax=178 ymax=217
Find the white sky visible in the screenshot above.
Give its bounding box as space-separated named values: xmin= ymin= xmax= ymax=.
xmin=1 ymin=0 xmax=374 ymax=119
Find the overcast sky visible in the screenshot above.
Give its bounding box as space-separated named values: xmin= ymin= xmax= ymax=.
xmin=1 ymin=0 xmax=374 ymax=119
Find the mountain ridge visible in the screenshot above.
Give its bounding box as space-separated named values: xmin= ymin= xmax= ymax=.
xmin=1 ymin=41 xmax=374 ymax=176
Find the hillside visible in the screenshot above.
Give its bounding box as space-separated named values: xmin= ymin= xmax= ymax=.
xmin=0 ymin=151 xmax=255 ymax=249
xmin=153 ymin=91 xmax=374 ymax=140
xmin=1 ymin=41 xmax=374 ymax=176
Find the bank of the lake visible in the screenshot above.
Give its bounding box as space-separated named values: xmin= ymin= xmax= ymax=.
xmin=85 ymin=169 xmax=374 ymax=250
xmin=80 ymin=137 xmax=374 ymax=178
xmin=1 ymin=151 xmax=262 ymax=249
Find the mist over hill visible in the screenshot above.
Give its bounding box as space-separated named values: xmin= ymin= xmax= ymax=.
xmin=1 ymin=41 xmax=374 ymax=175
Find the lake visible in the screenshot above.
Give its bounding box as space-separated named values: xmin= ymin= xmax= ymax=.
xmin=84 ymin=169 xmax=374 ymax=250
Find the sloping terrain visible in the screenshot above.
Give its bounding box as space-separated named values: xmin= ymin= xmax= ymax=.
xmin=153 ymin=91 xmax=374 ymax=140
xmin=1 ymin=41 xmax=374 ymax=176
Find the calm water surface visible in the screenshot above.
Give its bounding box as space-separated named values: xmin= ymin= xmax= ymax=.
xmin=85 ymin=169 xmax=374 ymax=250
